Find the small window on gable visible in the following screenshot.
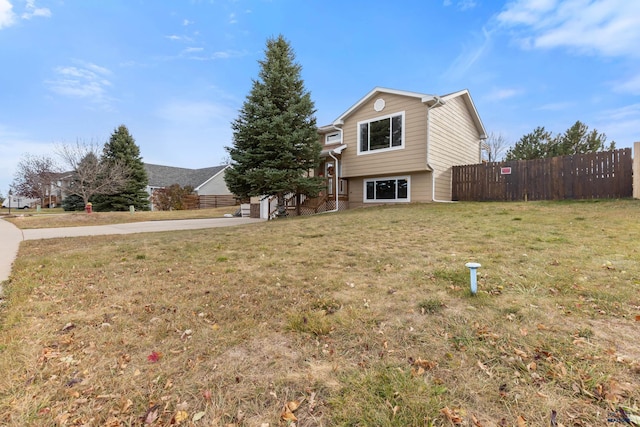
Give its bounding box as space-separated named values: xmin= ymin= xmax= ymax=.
xmin=357 ymin=112 xmax=404 ymax=154
xmin=325 ymin=132 xmax=341 ymax=145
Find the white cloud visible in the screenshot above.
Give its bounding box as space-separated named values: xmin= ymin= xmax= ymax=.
xmin=229 ymin=13 xmax=237 ymax=24
xmin=535 ymin=101 xmax=574 ymax=111
xmin=180 ymin=49 xmax=247 ymax=61
xmin=183 ymin=19 xmax=193 ymax=26
xmin=611 ymin=74 xmax=640 ymax=95
xmin=0 ymin=0 xmax=16 ymax=29
xmin=21 ymin=0 xmax=50 ymax=20
xmin=46 ymin=61 xmax=114 ymax=108
xmin=445 ymin=26 xmax=493 ymax=79
xmin=497 ymin=0 xmax=640 ymax=57
xmin=486 ymin=88 xmax=523 ymax=101
xmin=165 ymin=34 xmax=195 ymax=43
xmin=595 ymin=103 xmax=640 ymax=146
xmin=599 ymin=103 xmax=640 ymax=122
xmin=443 ymin=0 xmax=477 ymax=10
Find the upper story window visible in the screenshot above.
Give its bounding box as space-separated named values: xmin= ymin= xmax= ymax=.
xmin=325 ymin=132 xmax=342 ymax=145
xmin=357 ymin=112 xmax=404 ymax=154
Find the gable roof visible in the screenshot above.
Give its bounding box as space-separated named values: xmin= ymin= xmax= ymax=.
xmin=325 ymin=86 xmax=486 ymax=139
xmin=144 ymin=163 xmax=229 ymax=190
xmin=332 ymin=87 xmax=439 ymax=126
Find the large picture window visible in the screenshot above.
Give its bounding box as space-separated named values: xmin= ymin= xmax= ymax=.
xmin=364 ymin=177 xmax=410 ymax=202
xmin=358 ymin=112 xmax=404 ymax=154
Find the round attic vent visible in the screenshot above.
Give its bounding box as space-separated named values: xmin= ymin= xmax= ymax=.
xmin=373 ymin=98 xmax=385 ymax=112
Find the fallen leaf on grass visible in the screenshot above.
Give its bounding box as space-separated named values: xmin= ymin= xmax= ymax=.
xmin=598 ymin=379 xmax=635 ymax=404
xmin=513 ymin=348 xmax=528 ymax=358
xmin=477 ymin=360 xmax=492 ymax=377
xmin=286 ymin=400 xmax=301 ymax=412
xmin=516 ymin=415 xmax=527 ymax=426
xmin=142 ymin=404 xmax=161 ymax=424
xmin=281 ymin=408 xmax=297 ymax=422
xmin=121 ymin=398 xmax=133 ymax=413
xmin=471 ymin=414 xmax=484 ymax=426
xmin=173 ymin=410 xmax=189 ymax=424
xmin=409 ymin=357 xmax=438 ymax=370
xmin=602 ymin=261 xmax=615 ymax=270
xmin=281 ymin=400 xmax=302 ymax=422
xmin=635 ymin=315 xmax=640 ymax=322
xmin=192 ymin=411 xmax=206 ymax=422
xmin=147 ymin=351 xmax=162 ymax=363
xmin=440 ymin=406 xmax=463 ymax=424
xmin=61 ymin=322 xmax=75 ymax=331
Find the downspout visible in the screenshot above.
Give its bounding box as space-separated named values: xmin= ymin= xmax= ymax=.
xmin=328 ymin=150 xmax=340 ymax=212
xmin=322 ymin=125 xmax=345 ymax=214
xmin=425 ymin=96 xmax=454 ymax=203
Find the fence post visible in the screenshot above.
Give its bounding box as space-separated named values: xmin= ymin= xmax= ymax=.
xmin=634 ymin=142 xmax=640 ymax=199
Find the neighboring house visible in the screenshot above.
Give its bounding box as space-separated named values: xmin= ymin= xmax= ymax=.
xmin=144 ymin=163 xmax=234 ymax=210
xmin=314 ymin=87 xmax=487 ymax=210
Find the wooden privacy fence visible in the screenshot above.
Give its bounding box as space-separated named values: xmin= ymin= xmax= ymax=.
xmin=198 ymin=194 xmax=238 ymax=209
xmin=452 ymin=148 xmax=633 ymax=201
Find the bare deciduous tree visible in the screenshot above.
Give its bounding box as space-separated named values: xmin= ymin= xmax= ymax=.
xmin=482 ymin=132 xmax=509 ymax=162
xmin=11 ymin=154 xmax=58 ymax=204
xmin=56 ymin=141 xmax=130 ymax=206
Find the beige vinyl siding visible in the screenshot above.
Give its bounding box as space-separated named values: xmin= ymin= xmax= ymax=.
xmin=197 ymin=173 xmax=233 ymax=195
xmin=429 ymin=96 xmax=482 ymax=200
xmin=347 ymin=171 xmax=432 ymax=209
xmin=340 ymin=93 xmax=428 ymax=178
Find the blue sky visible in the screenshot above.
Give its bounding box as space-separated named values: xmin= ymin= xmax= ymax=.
xmin=2 ymin=0 xmax=640 ymax=195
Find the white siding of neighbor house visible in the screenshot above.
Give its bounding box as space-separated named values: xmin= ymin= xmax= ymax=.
xmin=428 ymin=95 xmax=482 ymax=200
xmin=347 ymin=171 xmax=432 ymax=209
xmin=196 ymin=171 xmax=233 ymax=195
xmin=340 ymin=93 xmax=429 ymax=178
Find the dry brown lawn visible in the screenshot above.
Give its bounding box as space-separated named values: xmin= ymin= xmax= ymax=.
xmin=0 ymin=200 xmax=639 ymax=426
xmin=3 ymin=206 xmax=240 ymax=229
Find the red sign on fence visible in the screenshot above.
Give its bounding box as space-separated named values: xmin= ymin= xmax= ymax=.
xmin=501 ymin=167 xmax=512 ymax=175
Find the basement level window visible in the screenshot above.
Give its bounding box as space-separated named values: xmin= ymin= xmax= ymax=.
xmin=364 ymin=176 xmax=410 ymax=203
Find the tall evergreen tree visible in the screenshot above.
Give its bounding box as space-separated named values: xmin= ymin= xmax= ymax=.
xmin=93 ymin=125 xmax=149 ymax=211
xmin=554 ymin=120 xmax=615 ymax=156
xmin=504 ymin=127 xmax=554 ymax=161
xmin=505 ymin=122 xmax=615 ymax=161
xmin=224 ymin=34 xmax=323 ymax=217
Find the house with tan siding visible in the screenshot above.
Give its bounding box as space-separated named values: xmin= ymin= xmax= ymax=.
xmin=316 ymin=87 xmax=486 ymax=210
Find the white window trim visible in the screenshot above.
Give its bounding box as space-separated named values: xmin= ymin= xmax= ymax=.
xmin=363 ymin=176 xmax=411 ymax=203
xmin=356 ymin=111 xmax=405 ymax=155
xmin=325 ymin=131 xmax=342 ymax=145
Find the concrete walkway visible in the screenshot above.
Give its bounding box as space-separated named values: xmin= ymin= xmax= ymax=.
xmin=0 ymin=217 xmax=264 ymax=284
